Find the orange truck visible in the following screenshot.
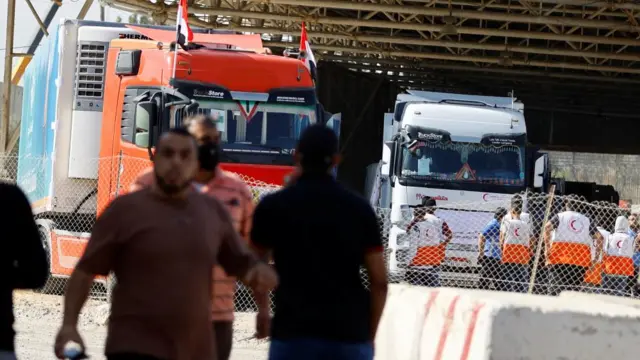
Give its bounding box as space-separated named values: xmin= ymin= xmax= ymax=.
xmin=17 ymin=20 xmax=328 ymax=294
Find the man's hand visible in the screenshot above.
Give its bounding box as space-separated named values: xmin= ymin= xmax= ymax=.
xmin=255 ymin=311 xmax=271 ymax=339
xmin=243 ymin=262 xmax=278 ymax=294
xmin=54 ymin=325 xmax=85 ymax=359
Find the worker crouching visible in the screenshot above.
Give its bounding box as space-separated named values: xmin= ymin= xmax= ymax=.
xmin=405 ymin=196 xmax=453 ymax=287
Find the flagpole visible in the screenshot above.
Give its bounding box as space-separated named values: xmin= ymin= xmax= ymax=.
xmin=172 ymin=5 xmax=182 ymax=80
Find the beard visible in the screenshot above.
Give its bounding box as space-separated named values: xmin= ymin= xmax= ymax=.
xmin=154 ymin=170 xmax=192 ymax=196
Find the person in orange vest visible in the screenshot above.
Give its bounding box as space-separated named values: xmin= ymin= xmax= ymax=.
xmin=405 ymin=196 xmax=453 ymax=287
xmin=500 ymin=196 xmax=533 ymax=293
xmin=583 ymin=224 xmax=609 ymax=292
xmin=602 ymin=216 xmax=635 ymax=296
xmin=543 ymin=195 xmax=604 ymax=296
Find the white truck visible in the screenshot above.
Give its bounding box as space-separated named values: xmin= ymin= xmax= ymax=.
xmin=368 ymin=90 xmax=548 ymax=282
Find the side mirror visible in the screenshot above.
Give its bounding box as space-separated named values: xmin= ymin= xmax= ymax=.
xmin=185 ymin=101 xmax=199 ymax=116
xmin=382 ymin=140 xmax=396 ymax=177
xmin=533 ymin=154 xmax=548 ymax=189
xmin=134 ymin=100 xmax=158 ymax=148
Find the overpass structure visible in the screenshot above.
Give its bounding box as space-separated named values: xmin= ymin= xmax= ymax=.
xmin=3 ymin=0 xmax=640 ymax=154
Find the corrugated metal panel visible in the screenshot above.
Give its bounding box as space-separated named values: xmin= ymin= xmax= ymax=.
xmin=547 ymin=150 xmax=640 ymax=204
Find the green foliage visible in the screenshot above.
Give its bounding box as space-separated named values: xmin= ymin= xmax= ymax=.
xmin=127 ymin=13 xmax=151 ymax=24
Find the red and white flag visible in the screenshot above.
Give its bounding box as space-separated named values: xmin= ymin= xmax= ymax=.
xmin=176 ymin=0 xmax=194 ymax=46
xmin=300 ymin=22 xmax=316 ymax=72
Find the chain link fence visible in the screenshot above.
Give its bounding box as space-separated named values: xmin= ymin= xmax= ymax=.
xmin=3 ymin=155 xmax=640 ymax=309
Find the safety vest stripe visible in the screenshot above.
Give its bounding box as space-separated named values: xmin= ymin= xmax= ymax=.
xmin=502 ymin=244 xmax=530 ymax=264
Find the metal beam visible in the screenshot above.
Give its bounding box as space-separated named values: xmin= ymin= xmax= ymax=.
xmin=335 ymin=62 xmax=640 ymax=91
xmin=23 ymin=0 xmax=49 ymax=36
xmin=112 ymin=0 xmax=640 ymax=47
xmin=230 ymin=26 xmax=640 ymax=62
xmin=11 ymin=0 xmax=61 ymax=84
xmin=320 ymin=55 xmax=640 ymax=84
xmin=265 ymin=41 xmax=640 ymax=74
xmin=242 ymin=0 xmax=640 ymax=31
xmin=1 ymin=0 xmax=17 ymax=153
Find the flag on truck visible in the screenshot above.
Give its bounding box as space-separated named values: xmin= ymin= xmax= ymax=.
xmin=176 ymin=0 xmax=194 ymax=46
xmin=300 ymin=22 xmax=316 ymax=74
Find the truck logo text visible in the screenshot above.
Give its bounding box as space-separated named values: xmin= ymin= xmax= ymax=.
xmin=194 ymin=89 xmax=225 ymax=99
xmin=418 ymin=132 xmax=443 ymax=141
xmin=416 ymin=194 xmax=448 ymax=201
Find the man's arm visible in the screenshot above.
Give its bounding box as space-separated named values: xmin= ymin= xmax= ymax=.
xmin=477 ymin=234 xmax=486 ymax=261
xmin=6 ymin=184 xmax=48 ymax=289
xmin=590 ymin=222 xmax=603 ymax=265
xmin=361 ymin=206 xmax=388 ymax=342
xmin=442 ymin=221 xmax=453 ymax=246
xmin=239 ymin=185 xmax=271 ymax=316
xmin=544 ymin=215 xmax=559 ymax=260
xmin=214 ymin=198 xmax=277 ymax=294
xmin=63 ymin=199 xmax=123 ymax=327
xmin=55 ymin=197 xmax=124 ymax=357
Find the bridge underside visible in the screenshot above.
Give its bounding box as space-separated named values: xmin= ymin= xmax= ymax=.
xmin=108 ymin=0 xmax=640 ymax=152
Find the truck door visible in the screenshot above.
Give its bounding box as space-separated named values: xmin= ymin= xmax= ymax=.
xmin=111 ymin=86 xmax=163 ymax=200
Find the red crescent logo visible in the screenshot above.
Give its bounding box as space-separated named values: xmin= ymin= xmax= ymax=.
xmin=569 ymin=218 xmax=583 ymax=232
xmin=617 ymin=240 xmax=623 ymax=249
xmin=514 ymin=227 xmax=520 ymax=237
xmin=483 ymin=194 xmax=489 ymax=201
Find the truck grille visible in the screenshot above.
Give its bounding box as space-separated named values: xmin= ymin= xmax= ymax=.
xmin=74 ymin=41 xmax=108 ymax=112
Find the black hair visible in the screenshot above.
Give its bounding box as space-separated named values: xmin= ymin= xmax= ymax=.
xmin=511 ymin=194 xmax=523 ymax=214
xmin=156 ymin=127 xmax=197 ymax=151
xmin=564 ymin=194 xmax=579 ymax=211
xmin=495 ymin=207 xmax=508 ymax=220
xmin=184 ymin=114 xmax=218 ymax=129
xmin=296 ymin=124 xmax=338 ymax=173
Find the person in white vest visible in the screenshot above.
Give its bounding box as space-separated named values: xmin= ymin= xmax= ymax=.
xmin=543 ymin=195 xmax=603 ymax=296
xmin=500 ymin=196 xmax=533 ymax=293
xmin=601 ymin=216 xmax=635 ymax=296
xmin=502 ymin=194 xmax=530 ymax=225
xmin=405 ymin=196 xmax=453 ymax=287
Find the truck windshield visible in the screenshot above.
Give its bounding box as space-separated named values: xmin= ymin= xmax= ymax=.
xmin=400 ymin=141 xmax=525 ymax=186
xmin=172 ymin=100 xmax=316 ymax=154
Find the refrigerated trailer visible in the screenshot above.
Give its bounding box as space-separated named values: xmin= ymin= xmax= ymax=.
xmin=17 ymin=19 xmax=325 ymax=294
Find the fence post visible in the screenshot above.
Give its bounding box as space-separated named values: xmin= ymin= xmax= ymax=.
xmin=528 ymin=184 xmax=556 ymax=294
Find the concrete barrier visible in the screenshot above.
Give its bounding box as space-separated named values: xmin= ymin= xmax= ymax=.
xmin=374 ymin=285 xmax=640 ymax=360
xmin=560 ymin=291 xmax=640 ymax=309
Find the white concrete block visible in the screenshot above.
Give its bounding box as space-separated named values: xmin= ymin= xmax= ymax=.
xmin=375 ymin=285 xmax=640 ymax=360
xmin=560 ymin=290 xmax=640 ymax=309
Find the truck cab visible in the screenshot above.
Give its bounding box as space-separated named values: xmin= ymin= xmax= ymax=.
xmin=97 ymin=26 xmax=324 ymax=213
xmin=371 ymin=90 xmax=548 ymax=282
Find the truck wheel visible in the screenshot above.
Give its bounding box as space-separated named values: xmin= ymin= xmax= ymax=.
xmin=35 ymin=225 xmax=62 ymax=294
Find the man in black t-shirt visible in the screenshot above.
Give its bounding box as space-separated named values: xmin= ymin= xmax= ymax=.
xmin=0 ymin=183 xmax=48 ymax=359
xmin=251 ymin=124 xmax=388 ymax=360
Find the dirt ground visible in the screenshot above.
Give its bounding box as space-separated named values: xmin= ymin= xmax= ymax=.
xmin=12 ymin=291 xmax=269 ymax=360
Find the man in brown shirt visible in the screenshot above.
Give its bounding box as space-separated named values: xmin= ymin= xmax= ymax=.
xmin=53 ymin=128 xmax=278 ymax=360
xmin=130 ymin=115 xmax=270 ymax=360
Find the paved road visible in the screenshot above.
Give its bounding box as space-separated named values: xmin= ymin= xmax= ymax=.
xmin=12 ymin=292 xmax=269 ymax=360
